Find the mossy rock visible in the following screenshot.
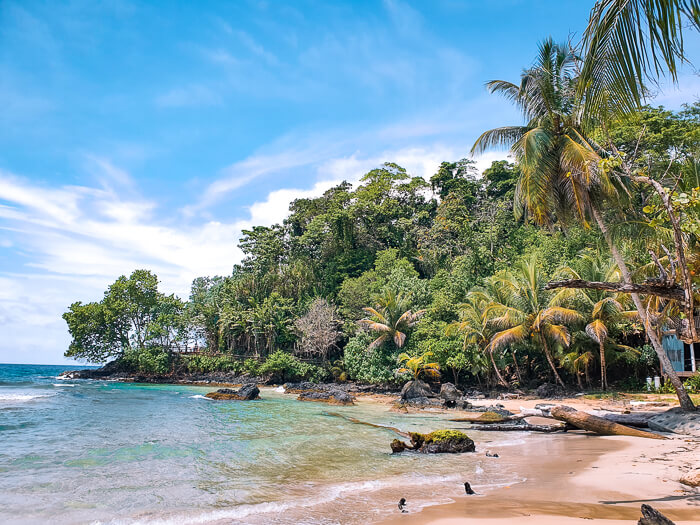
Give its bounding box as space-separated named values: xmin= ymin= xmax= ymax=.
xmin=397 ymin=429 xmax=475 ymax=454
xmin=475 ymin=411 xmax=507 ymax=423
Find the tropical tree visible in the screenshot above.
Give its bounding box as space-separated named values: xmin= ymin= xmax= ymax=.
xmin=553 ymin=252 xmax=637 ymax=389
xmin=358 ymin=290 xmax=425 ymax=350
xmin=482 ymin=257 xmax=583 ymax=387
xmin=448 ymin=294 xmax=508 ymax=386
xmin=472 ymin=37 xmax=695 ymax=409
xmin=580 ymin=0 xmax=700 ymax=124
xmin=396 ymin=351 xmax=441 ymax=381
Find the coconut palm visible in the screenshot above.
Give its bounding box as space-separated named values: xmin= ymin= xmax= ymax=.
xmin=448 ymin=294 xmax=508 ymax=386
xmin=396 ymin=351 xmax=441 ymax=381
xmin=483 ymin=256 xmax=583 ymax=387
xmin=553 ymin=252 xmax=638 ymax=389
xmin=358 ymin=290 xmax=425 ymax=350
xmin=580 ymin=0 xmax=700 ymax=124
xmin=472 ymin=37 xmax=695 ymax=409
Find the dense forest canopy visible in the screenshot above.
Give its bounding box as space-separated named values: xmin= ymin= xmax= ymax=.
xmin=62 ymin=102 xmax=700 ymax=395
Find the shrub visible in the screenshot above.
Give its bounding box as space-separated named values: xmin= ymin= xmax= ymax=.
xmin=182 ymin=354 xmax=243 ymax=374
xmin=344 ymin=332 xmax=396 ymax=384
xmin=120 ymin=347 xmax=172 ymax=375
xmin=258 ymin=350 xmax=327 ymax=383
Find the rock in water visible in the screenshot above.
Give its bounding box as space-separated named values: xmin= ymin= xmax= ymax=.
xmin=390 ymin=439 xmax=410 ymax=453
xmin=412 ymin=430 xmax=475 ymax=454
xmin=297 ymin=389 xmax=354 ymax=405
xmin=398 ymin=498 xmax=407 ymax=513
xmin=464 ymin=482 xmax=476 ymax=495
xmin=439 ymin=383 xmax=460 ymax=407
xmin=205 ymin=384 xmax=260 ymax=400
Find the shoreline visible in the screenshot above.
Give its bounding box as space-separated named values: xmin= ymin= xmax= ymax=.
xmin=377 ymin=429 xmax=699 ymax=524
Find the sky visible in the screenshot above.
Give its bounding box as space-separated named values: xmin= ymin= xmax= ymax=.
xmin=1 ymin=0 xmax=698 ymax=365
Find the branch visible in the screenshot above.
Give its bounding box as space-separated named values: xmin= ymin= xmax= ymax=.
xmin=544 ymin=279 xmax=686 ymax=303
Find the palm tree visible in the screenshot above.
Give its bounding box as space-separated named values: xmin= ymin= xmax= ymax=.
xmin=553 ymin=252 xmax=637 ymax=389
xmin=580 ymin=0 xmax=700 ymax=124
xmin=396 ymin=351 xmax=441 ymax=381
xmin=448 ymin=294 xmax=508 ymax=386
xmin=358 ymin=290 xmax=425 ymax=350
xmin=472 ymin=37 xmax=695 ymax=409
xmin=483 ymin=256 xmax=583 ymax=387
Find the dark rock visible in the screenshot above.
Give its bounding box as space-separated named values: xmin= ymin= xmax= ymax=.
xmin=297 ymin=389 xmax=354 ymax=405
xmin=401 ymin=379 xmax=434 ymax=400
xmin=638 ymin=504 xmax=675 ymax=525
xmin=391 ymin=439 xmax=410 ymax=453
xmin=464 ymin=482 xmax=476 ymax=495
xmin=205 ymin=383 xmax=260 ymax=400
xmin=536 ymin=383 xmax=562 ymax=399
xmin=440 ymin=383 xmax=461 ymax=407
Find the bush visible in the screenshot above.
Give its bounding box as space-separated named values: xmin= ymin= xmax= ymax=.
xmin=182 ymin=354 xmax=243 ymax=374
xmin=683 ymin=374 xmax=700 ymax=394
xmin=344 ymin=332 xmax=396 ymax=384
xmin=258 ymin=350 xmax=327 ymax=383
xmin=120 ymin=347 xmax=172 ymax=375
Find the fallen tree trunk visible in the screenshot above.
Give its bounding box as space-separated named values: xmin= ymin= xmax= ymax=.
xmin=462 ymin=423 xmax=568 ymax=433
xmin=551 ymin=406 xmax=666 ymax=439
xmin=589 ymin=411 xmax=652 ymax=428
xmin=449 ymin=413 xmax=528 ymax=423
xmin=544 ymin=279 xmax=685 ymax=302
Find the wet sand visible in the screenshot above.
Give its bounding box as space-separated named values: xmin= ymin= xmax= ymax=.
xmin=375 ymin=395 xmax=700 ymax=524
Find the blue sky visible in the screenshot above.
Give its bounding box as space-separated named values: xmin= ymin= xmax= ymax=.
xmin=1 ymin=0 xmax=698 ymax=364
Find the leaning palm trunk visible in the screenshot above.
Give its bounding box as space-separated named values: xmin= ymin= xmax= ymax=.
xmin=591 ymin=206 xmax=694 ymax=410
xmin=489 ymin=349 xmax=508 ymax=387
xmin=539 ymin=334 xmax=565 ymax=387
xmin=598 ymin=340 xmax=607 ymax=391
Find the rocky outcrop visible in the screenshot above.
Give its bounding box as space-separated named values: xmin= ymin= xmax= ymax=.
xmin=439 ymin=383 xmax=460 ymax=407
xmin=391 ymin=430 xmax=475 ymax=454
xmin=399 ymin=379 xmax=441 ymax=406
xmin=297 ymin=389 xmax=355 ymax=405
xmin=205 ymin=383 xmax=260 ymax=400
xmin=536 ymin=383 xmax=563 ymax=399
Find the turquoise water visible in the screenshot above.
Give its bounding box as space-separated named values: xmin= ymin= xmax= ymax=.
xmin=0 ymin=364 xmax=530 ymax=524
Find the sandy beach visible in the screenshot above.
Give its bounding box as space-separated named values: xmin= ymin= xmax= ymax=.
xmin=372 ymin=394 xmax=700 ymax=524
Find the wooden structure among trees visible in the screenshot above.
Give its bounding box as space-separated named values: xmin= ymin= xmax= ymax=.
xmin=663 ymin=317 xmax=699 ymax=378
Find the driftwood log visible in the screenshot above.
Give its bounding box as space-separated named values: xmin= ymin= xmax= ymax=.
xmin=638 ymin=504 xmax=675 ymax=525
xmin=460 ymin=423 xmax=568 ymax=433
xmin=551 ymin=406 xmax=666 ymax=439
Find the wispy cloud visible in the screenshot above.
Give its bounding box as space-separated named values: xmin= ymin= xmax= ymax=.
xmin=155 ymin=84 xmax=223 ymax=108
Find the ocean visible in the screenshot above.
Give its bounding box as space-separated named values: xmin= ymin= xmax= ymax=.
xmin=0 ymin=363 xmax=530 ymax=524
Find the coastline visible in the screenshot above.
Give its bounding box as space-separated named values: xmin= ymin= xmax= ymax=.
xmin=378 ymin=425 xmax=700 ymax=524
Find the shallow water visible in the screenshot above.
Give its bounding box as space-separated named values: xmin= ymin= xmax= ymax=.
xmin=0 ymin=364 xmax=533 ymax=524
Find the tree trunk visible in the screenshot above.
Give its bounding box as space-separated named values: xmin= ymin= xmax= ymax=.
xmin=550 ymin=405 xmax=666 ymax=439
xmin=599 ymin=340 xmax=608 ymax=390
xmin=489 ymin=348 xmax=508 ymax=386
xmin=512 ymin=349 xmax=523 ymax=384
xmin=590 ymin=206 xmax=695 ymax=411
xmin=540 ymin=334 xmax=565 ymax=387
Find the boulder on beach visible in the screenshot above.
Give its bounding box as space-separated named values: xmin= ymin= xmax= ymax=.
xmin=297 ymin=389 xmax=354 ymax=405
xmin=391 ymin=429 xmax=475 ymax=454
xmin=205 ymin=383 xmax=260 ymax=400
xmin=399 ymin=379 xmax=441 ymax=406
xmin=439 ymin=383 xmax=460 ymax=407
xmin=535 ymin=383 xmax=562 ymax=399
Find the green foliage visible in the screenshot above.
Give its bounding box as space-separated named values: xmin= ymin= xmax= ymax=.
xmin=258 ymin=350 xmax=327 ymax=383
xmin=343 ymin=332 xmax=396 ymax=384
xmin=182 ymin=355 xmax=243 ymax=374
xmin=120 ymin=347 xmax=172 ymax=375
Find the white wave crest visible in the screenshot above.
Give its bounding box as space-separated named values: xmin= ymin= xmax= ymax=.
xmin=53 ymin=383 xmax=76 ymax=387
xmin=188 ymin=394 xmax=214 ymax=401
xmin=0 ymin=392 xmax=57 ymax=402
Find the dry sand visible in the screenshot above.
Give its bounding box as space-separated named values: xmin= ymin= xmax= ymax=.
xmin=372 ymin=393 xmax=700 ymax=524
